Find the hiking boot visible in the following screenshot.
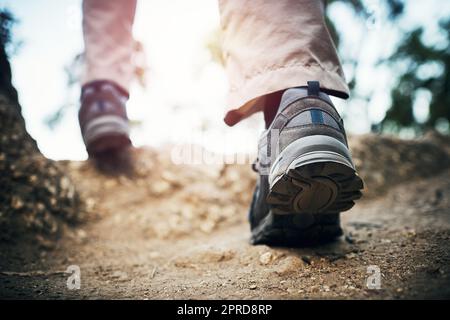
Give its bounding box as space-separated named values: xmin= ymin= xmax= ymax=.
xmin=79 ymin=80 xmax=131 ymax=156
xmin=249 ymin=81 xmax=363 ymax=246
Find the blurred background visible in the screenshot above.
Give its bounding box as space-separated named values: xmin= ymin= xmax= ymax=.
xmin=1 ymin=0 xmax=449 ymax=160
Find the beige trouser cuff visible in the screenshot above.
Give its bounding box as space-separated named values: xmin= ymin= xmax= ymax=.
xmin=220 ymin=0 xmax=349 ymax=125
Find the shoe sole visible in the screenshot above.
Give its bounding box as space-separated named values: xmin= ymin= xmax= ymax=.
xmin=251 ymin=211 xmax=343 ymax=246
xmin=83 ymin=115 xmax=131 ymax=155
xmin=267 ymin=135 xmax=363 ymax=215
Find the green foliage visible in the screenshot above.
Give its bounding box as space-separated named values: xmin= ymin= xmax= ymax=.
xmin=0 ymin=9 xmax=19 ymax=101
xmin=381 ymin=20 xmax=450 ymax=132
xmin=327 ymin=0 xmax=449 ymax=134
xmin=0 ymin=9 xmax=14 ymax=48
xmin=0 ymin=8 xmax=21 ymax=57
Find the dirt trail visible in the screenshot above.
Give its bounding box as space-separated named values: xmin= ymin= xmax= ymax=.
xmin=1 ymin=136 xmax=450 ymax=299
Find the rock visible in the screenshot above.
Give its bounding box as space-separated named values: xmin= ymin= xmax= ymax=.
xmin=345 ymin=234 xmax=355 ymax=244
xmin=104 ymin=179 xmax=118 ymax=188
xmin=76 ymin=229 xmax=87 ymax=240
xmin=200 ymin=220 xmax=216 ymax=233
xmin=35 ymin=234 xmax=55 ymax=250
xmin=286 ymin=288 xmax=297 ymax=294
xmin=161 ymin=170 xmax=182 ymax=188
xmin=198 ymin=248 xmax=235 ymax=263
xmin=275 ymin=256 xmax=304 ymax=276
xmin=10 ymin=196 xmax=24 ymax=210
xmin=149 ymin=251 xmax=160 ymax=259
xmin=301 ymin=255 xmax=312 ymax=265
xmin=345 ymin=253 xmax=358 ymax=259
xmin=259 ymin=252 xmax=273 ymax=265
xmin=150 ymin=180 xmax=171 ymax=195
xmin=111 ymin=271 xmax=129 ymax=281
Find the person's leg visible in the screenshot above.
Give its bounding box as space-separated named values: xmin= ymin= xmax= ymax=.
xmin=82 ymin=0 xmax=137 ymax=91
xmin=218 ymin=0 xmax=363 ymax=246
xmin=219 ymin=0 xmax=348 ymax=127
xmin=79 ymin=0 xmax=137 ymax=156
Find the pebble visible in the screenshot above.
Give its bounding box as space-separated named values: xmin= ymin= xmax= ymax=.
xmin=345 ymin=234 xmax=355 ymax=244
xmin=345 ymin=253 xmax=358 ymax=259
xmin=259 ymin=252 xmax=273 ymax=265
xmin=301 ymin=256 xmax=312 ymax=265
xmin=111 ymin=271 xmax=129 ymax=281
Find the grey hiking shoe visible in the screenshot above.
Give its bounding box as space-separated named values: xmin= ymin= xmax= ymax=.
xmin=79 ymin=80 xmax=131 ymax=156
xmin=249 ymin=81 xmax=363 ymax=246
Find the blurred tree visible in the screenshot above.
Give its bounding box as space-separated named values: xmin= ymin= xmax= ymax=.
xmin=326 ymin=0 xmax=450 ymax=134
xmin=0 ymin=9 xmax=18 ymax=102
xmin=381 ymin=20 xmax=450 ymax=133
xmin=325 ymin=0 xmax=404 ymax=90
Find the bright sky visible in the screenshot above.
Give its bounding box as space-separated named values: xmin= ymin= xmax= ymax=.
xmin=1 ymin=0 xmax=449 ymax=160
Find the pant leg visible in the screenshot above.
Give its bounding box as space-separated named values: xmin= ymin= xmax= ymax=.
xmin=82 ymin=0 xmax=137 ymax=92
xmin=219 ymin=0 xmax=349 ymax=126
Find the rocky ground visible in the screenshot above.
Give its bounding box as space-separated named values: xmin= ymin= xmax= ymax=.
xmin=1 ymin=133 xmax=450 ymax=299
